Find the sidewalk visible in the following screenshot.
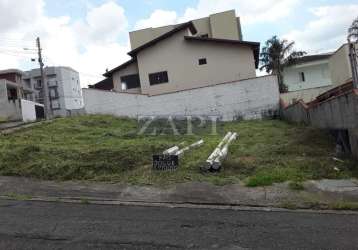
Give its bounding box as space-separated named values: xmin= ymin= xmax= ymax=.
xmin=1 ymin=176 xmax=358 ymax=210
xmin=0 ymin=121 xmax=24 ymax=130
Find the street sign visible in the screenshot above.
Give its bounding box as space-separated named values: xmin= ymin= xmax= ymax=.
xmin=152 ymin=155 xmax=179 ymax=171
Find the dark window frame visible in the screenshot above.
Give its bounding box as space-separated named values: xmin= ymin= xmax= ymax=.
xmin=300 ymin=72 xmax=305 ymax=82
xmin=35 ymin=79 xmax=42 ymax=89
xmin=199 ymin=58 xmax=207 ymax=65
xmin=120 ymin=74 xmax=141 ymax=89
xmin=149 ymin=71 xmax=169 ymax=86
xmin=50 ymin=100 xmax=61 ymax=110
xmin=49 ymin=86 xmax=59 ymax=100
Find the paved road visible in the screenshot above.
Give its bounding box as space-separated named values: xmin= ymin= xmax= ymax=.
xmin=0 ymin=200 xmax=357 ymax=250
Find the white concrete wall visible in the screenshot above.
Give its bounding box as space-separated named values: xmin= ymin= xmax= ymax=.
xmin=283 ymin=60 xmax=332 ymax=92
xmin=60 ymin=67 xmax=84 ymax=110
xmin=280 ymin=85 xmax=333 ymax=104
xmin=83 ymin=75 xmax=279 ymax=121
xmin=21 ymin=99 xmax=44 ymax=122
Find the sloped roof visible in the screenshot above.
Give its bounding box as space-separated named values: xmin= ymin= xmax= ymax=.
xmin=103 ymin=58 xmax=136 ymax=77
xmin=293 ymin=53 xmax=333 ymax=65
xmin=127 ymin=22 xmax=197 ymax=57
xmin=0 ymin=69 xmax=24 ymax=75
xmin=89 ymin=77 xmax=113 ymax=90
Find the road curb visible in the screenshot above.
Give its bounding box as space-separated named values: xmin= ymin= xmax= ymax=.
xmin=2 ymin=195 xmax=358 ymax=215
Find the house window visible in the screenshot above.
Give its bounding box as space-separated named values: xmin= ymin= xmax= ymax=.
xmin=51 ymin=100 xmax=61 ymax=110
xmin=199 ymin=58 xmax=207 ymax=65
xmin=300 ymin=72 xmax=305 ymax=82
xmin=7 ymin=87 xmax=18 ymax=101
xmin=35 ymin=79 xmax=42 ymax=88
xmin=120 ymin=74 xmax=140 ymax=89
xmin=49 ymin=88 xmax=59 ymax=99
xmin=149 ymin=71 xmax=168 ymax=85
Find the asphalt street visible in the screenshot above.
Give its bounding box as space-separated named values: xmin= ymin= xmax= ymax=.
xmin=0 ymin=200 xmax=357 ymax=249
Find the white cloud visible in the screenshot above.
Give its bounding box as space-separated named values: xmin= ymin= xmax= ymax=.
xmin=0 ymin=0 xmax=43 ymax=31
xmin=179 ymin=0 xmax=299 ymax=24
xmin=283 ymin=4 xmax=358 ymax=53
xmin=134 ymin=10 xmax=177 ymax=30
xmin=135 ymin=0 xmax=300 ymax=30
xmin=0 ymin=0 xmax=130 ymax=87
xmin=75 ymin=1 xmax=128 ymax=44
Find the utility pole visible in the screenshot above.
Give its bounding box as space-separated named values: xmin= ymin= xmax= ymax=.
xmin=348 ymin=40 xmax=358 ymax=88
xmin=36 ymin=37 xmax=51 ymax=119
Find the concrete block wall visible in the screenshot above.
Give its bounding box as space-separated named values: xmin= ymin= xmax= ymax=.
xmin=280 ymin=86 xmax=333 ymax=104
xmin=281 ymin=101 xmax=309 ymax=125
xmin=281 ymin=89 xmax=358 ymax=159
xmin=83 ymin=75 xmax=280 ymax=121
xmin=309 ymin=90 xmax=358 ymax=129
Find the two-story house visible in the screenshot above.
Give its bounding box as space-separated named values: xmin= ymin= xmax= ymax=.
xmin=282 ymin=43 xmax=357 ymax=103
xmin=96 ymin=10 xmax=260 ymax=96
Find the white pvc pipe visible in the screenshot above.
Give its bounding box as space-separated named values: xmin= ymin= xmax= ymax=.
xmin=175 ymin=139 xmax=204 ymax=157
xmin=205 ymin=132 xmax=232 ymax=168
xmin=163 ymin=146 xmax=179 ymax=155
xmin=212 ymin=133 xmax=238 ymax=170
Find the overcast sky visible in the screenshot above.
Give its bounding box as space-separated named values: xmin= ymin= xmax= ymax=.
xmin=0 ymin=0 xmax=357 ymax=86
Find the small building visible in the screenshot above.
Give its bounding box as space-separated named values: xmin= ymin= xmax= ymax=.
xmin=0 ymin=69 xmax=36 ymax=121
xmin=99 ymin=10 xmax=260 ymax=96
xmin=23 ymin=66 xmax=84 ymax=117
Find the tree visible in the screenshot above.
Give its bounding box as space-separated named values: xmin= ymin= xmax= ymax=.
xmin=348 ymin=16 xmax=358 ymax=42
xmin=260 ymin=36 xmax=306 ymax=93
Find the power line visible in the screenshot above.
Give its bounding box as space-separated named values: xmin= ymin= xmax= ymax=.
xmin=0 ymin=51 xmax=35 ymax=58
xmin=0 ymin=36 xmax=36 ymax=43
xmin=0 ymin=48 xmax=36 ymax=55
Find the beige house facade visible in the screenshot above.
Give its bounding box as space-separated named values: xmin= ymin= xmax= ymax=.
xmin=103 ymin=10 xmax=260 ymax=96
xmin=129 ymin=10 xmax=243 ymax=50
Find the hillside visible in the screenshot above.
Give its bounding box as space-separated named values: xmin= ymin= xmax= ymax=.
xmin=0 ymin=115 xmax=356 ymax=186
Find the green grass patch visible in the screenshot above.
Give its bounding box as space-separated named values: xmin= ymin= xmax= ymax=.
xmin=0 ymin=117 xmax=7 ymax=124
xmin=0 ymin=115 xmax=356 ymax=186
xmin=329 ymin=201 xmax=358 ymax=211
xmin=4 ymin=192 xmax=32 ymax=200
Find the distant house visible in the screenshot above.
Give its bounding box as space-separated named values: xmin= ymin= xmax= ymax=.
xmin=98 ymin=10 xmax=260 ymax=96
xmin=282 ymin=43 xmax=357 ymax=103
xmin=283 ymin=53 xmax=333 ymax=92
xmin=0 ymin=69 xmax=37 ymax=121
xmin=23 ymin=66 xmax=84 ymax=117
xmin=89 ymin=77 xmax=113 ymax=91
xmin=0 ymin=66 xmax=84 ymax=121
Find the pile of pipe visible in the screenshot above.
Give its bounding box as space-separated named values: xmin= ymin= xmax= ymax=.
xmin=163 ymin=139 xmax=204 ymax=157
xmin=202 ymin=132 xmax=238 ymax=172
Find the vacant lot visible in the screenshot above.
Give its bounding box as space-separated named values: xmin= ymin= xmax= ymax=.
xmin=0 ymin=115 xmax=356 ymax=186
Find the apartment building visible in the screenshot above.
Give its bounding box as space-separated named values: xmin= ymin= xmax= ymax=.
xmin=23 ymin=66 xmax=84 ymax=117
xmin=97 ymin=10 xmax=259 ymax=96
